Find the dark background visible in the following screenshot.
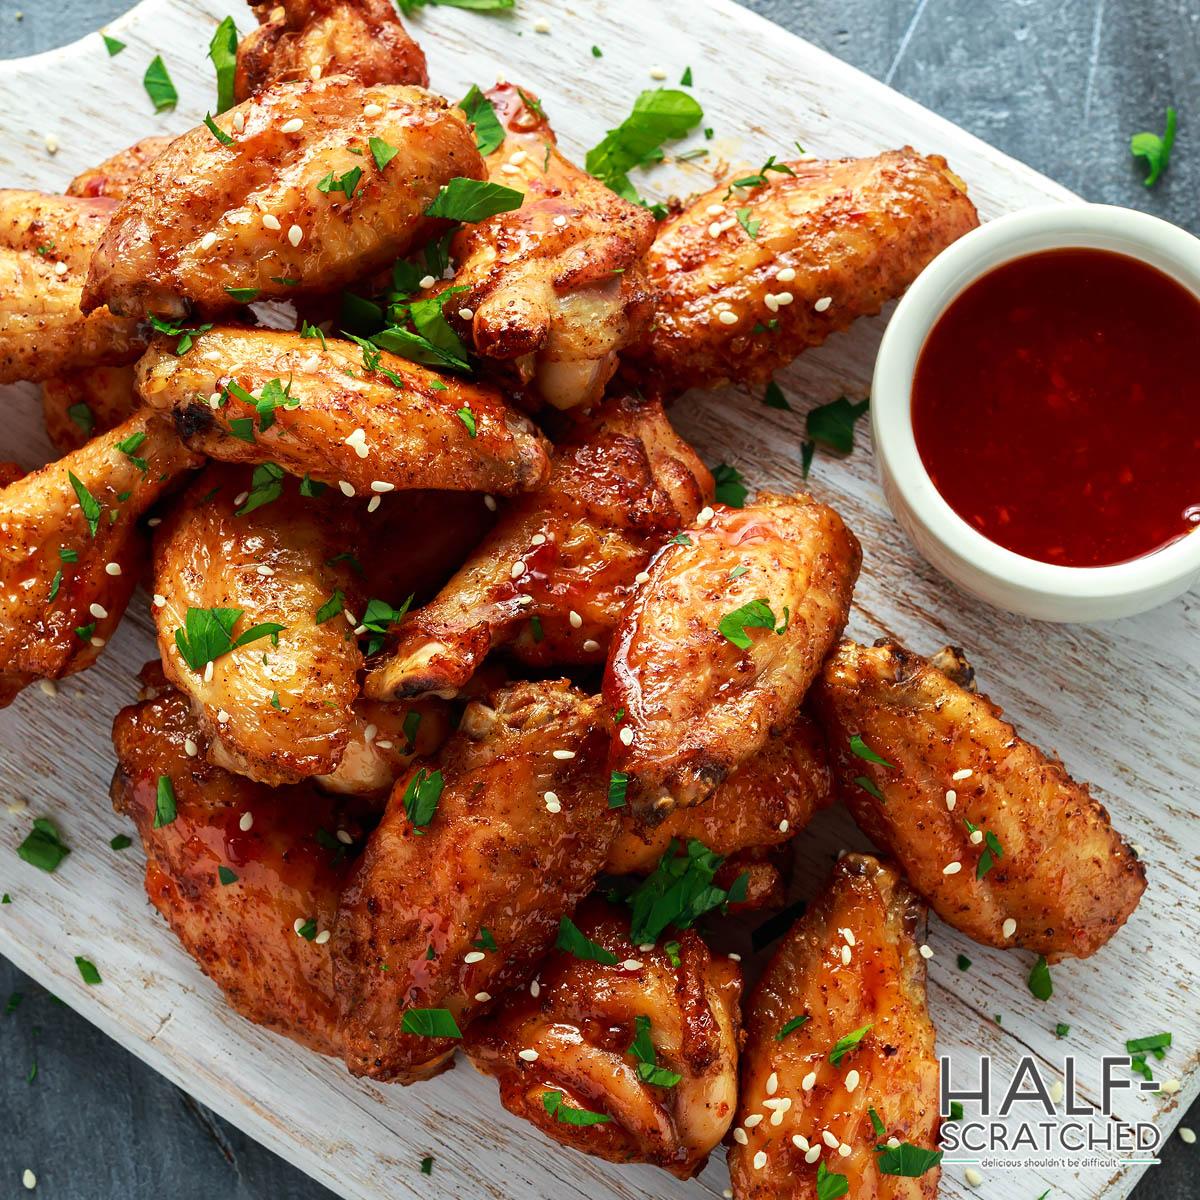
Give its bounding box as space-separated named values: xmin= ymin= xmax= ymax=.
xmin=1 ymin=0 xmax=1196 ymax=1197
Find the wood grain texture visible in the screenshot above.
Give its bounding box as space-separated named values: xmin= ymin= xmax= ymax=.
xmin=0 ymin=4 xmax=1196 ymax=1200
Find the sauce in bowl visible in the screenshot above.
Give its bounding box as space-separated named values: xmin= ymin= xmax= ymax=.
xmin=911 ymin=247 xmax=1200 ymax=567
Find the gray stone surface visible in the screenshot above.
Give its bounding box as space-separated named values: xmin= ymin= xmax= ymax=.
xmin=0 ymin=1 xmax=1196 ymax=1197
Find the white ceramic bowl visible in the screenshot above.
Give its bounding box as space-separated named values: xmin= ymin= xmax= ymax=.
xmin=871 ymin=203 xmax=1200 ymax=622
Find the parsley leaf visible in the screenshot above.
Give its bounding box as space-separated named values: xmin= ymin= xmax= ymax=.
xmin=800 ymin=439 xmax=815 ymax=479
xmin=236 ymin=462 xmax=286 ymax=515
xmin=109 ymin=834 xmax=132 ymax=851
xmin=849 ymin=734 xmax=894 ymax=768
xmin=400 ymin=1008 xmax=462 ymax=1038
xmin=1131 ymin=107 xmax=1176 ymax=187
xmin=207 ymin=15 xmax=238 ymax=113
xmin=369 ymin=136 xmax=401 ymax=172
xmin=143 ymin=55 xmax=178 ymax=113
xmin=958 ymin=954 xmax=973 ymax=971
xmin=67 ymin=402 xmax=94 ymax=438
xmin=359 ymin=594 xmax=413 ymax=655
xmin=556 ymin=915 xmax=619 ymax=965
xmin=1055 ymin=1022 xmax=1070 ymax=1038
xmin=807 ymin=395 xmax=869 ymax=454
xmin=542 ymin=1091 xmax=611 ymax=1126
xmin=608 ymin=770 xmax=629 ymax=809
xmin=816 ymin=1161 xmax=849 ymax=1200
xmin=173 ymin=606 xmax=285 ymax=671
xmin=48 ymin=567 xmax=62 ymax=603
xmin=977 ymin=829 xmax=1004 ymax=880
xmin=148 ymin=315 xmax=213 ymax=354
xmin=1126 ymin=1032 xmax=1171 ymax=1057
xmin=1028 ymin=955 xmax=1053 ymax=1001
xmin=401 ymin=709 xmax=422 ymax=753
xmin=425 ymin=177 xmax=523 ymax=222
xmin=718 ymin=598 xmax=787 ymax=649
xmin=154 ymin=776 xmax=177 ymax=828
xmin=736 ymin=206 xmax=761 ymax=239
xmin=855 ymin=776 xmax=886 ymax=803
xmin=114 ymin=430 xmax=147 ymax=471
xmin=625 ymin=838 xmax=747 ymax=943
xmin=470 ymin=927 xmax=498 ymax=953
xmin=868 ymin=1105 xmax=887 ymax=1138
xmin=459 ymin=84 xmax=505 ymax=156
xmin=680 ymin=66 xmax=693 ymax=87
xmin=722 ymin=154 xmax=797 ymax=199
xmin=627 ymin=1014 xmax=682 ymax=1087
xmin=710 ymin=461 xmax=747 ymax=507
xmin=314 ymin=588 xmax=346 ymax=625
xmin=102 ymin=34 xmax=126 ymax=55
xmin=204 ymin=113 xmax=234 ymax=147
xmin=75 ymin=956 xmax=102 ymax=985
xmin=762 ymin=380 xmax=790 ymax=410
xmin=877 ymin=1143 xmax=943 ymax=1177
xmin=402 ymin=767 xmax=443 ymax=833
xmin=829 ymin=1022 xmax=872 ymax=1065
xmin=318 ymin=166 xmax=363 ymax=199
xmin=456 ymin=407 xmax=477 ymax=437
xmin=420 ymin=1156 xmax=433 ymax=1175
xmin=776 ymin=1014 xmax=809 ymax=1040
xmin=67 ymin=471 xmax=102 ymax=537
xmin=17 ymin=818 xmax=70 ymax=873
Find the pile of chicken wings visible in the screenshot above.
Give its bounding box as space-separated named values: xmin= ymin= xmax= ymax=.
xmin=1 ymin=2 xmax=1146 ymax=1195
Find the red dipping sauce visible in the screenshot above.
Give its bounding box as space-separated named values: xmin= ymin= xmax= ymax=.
xmin=911 ymin=248 xmax=1200 ymax=567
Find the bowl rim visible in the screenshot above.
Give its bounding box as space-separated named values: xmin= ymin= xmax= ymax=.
xmin=871 ymin=202 xmax=1200 ymax=603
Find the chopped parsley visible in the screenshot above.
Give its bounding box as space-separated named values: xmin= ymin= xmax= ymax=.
xmin=1131 ymin=106 xmax=1176 ymax=187
xmin=849 ymin=734 xmax=894 ymax=768
xmin=102 ymin=34 xmax=126 ymax=55
xmin=153 ymin=776 xmax=177 ymax=828
xmin=67 ymin=402 xmax=94 ymax=438
xmin=314 ymin=588 xmax=346 ymax=625
xmin=147 ymin=315 xmax=213 ymax=355
xmin=541 ymin=1090 xmax=611 ymax=1126
xmin=816 ymin=1161 xmax=848 ymax=1200
xmin=628 ymin=1015 xmax=682 ymax=1087
xmin=556 ymin=915 xmax=619 ymax=965
xmin=800 ymin=439 xmax=816 ymax=479
xmin=776 ymin=1014 xmax=809 ymax=1041
xmin=369 ymin=135 xmax=401 ymax=172
xmin=218 ymin=866 xmax=238 ymax=885
xmin=762 ymin=379 xmax=790 ymax=410
xmin=957 ymin=954 xmax=972 ymax=971
xmin=224 ymin=285 xmax=260 ymax=302
xmin=456 ymin=407 xmax=477 ymax=437
xmin=680 ymin=66 xmax=693 ymax=86
xmin=74 ymin=956 xmax=102 ymax=985
xmin=722 ymin=154 xmax=796 ymax=199
xmin=114 ymin=430 xmax=148 ymax=470
xmin=718 ymin=598 xmax=787 ymax=649
xmin=828 ymin=1022 xmax=872 ymax=1066
xmin=402 ymin=709 xmax=421 ymax=753
xmin=109 ymin=834 xmax=132 ymax=851
xmin=807 ymin=395 xmax=869 ymax=454
xmin=48 ymin=569 xmax=62 ymax=603
xmin=1028 ymin=955 xmax=1053 ymax=1002
xmin=458 ymin=84 xmax=505 ymax=156
xmin=1126 ymin=1032 xmax=1171 ymax=1057
xmin=143 ymin=55 xmax=178 ymax=113
xmin=607 ymin=770 xmax=629 ymax=809
xmin=17 ymin=818 xmax=70 ymax=873
xmin=296 ymin=918 xmax=318 ymax=941
xmin=318 ymin=167 xmax=363 ymax=199
xmin=625 ymin=838 xmax=748 ymax=943
xmin=529 ymin=614 xmax=545 ymax=643
xmin=877 ymin=1143 xmax=943 ymax=1177
xmin=402 ymin=767 xmax=443 ymax=833
xmin=174 ymin=606 xmax=285 ymax=671
xmin=204 ymin=113 xmax=234 ymax=147
xmin=736 ymin=206 xmax=761 ymax=239
xmin=470 ymin=928 xmax=498 ymax=953
xmin=299 ymin=473 xmax=327 ymax=498
xmin=420 ymin=1156 xmax=433 ymax=1175
xmin=207 ymin=15 xmax=238 ymax=112
xmin=68 ymin=471 xmax=102 ymax=537
xmin=710 ymin=461 xmax=747 ymax=507
xmin=854 ymin=775 xmax=886 ymax=803
xmin=400 ymin=1008 xmax=462 ymax=1038
xmin=425 ymin=177 xmax=523 ymax=222
xmin=236 ymin=462 xmax=286 ymax=515
xmin=359 ymin=594 xmax=413 ymax=655
xmin=868 ymin=1105 xmax=887 ymax=1138
xmin=1055 ymin=1022 xmax=1070 ymax=1038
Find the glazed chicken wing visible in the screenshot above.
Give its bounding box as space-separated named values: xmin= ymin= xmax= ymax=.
xmin=0 ymin=412 xmax=200 ymax=705
xmin=626 ymin=149 xmax=979 ymax=394
xmin=605 ymin=492 xmax=860 ymax=813
xmin=444 ymin=83 xmax=656 ymax=410
xmin=42 ymin=364 xmax=137 ymax=454
xmin=235 ymin=0 xmax=428 ymax=102
xmin=333 ymin=680 xmax=619 ymax=1082
xmin=813 ymin=640 xmax=1147 ymax=958
xmin=111 ymin=666 xmax=364 ymax=1055
xmin=465 ymin=899 xmax=742 ymax=1178
xmin=365 ymin=396 xmax=711 ymax=701
xmin=606 ymin=713 xmax=833 ymax=908
xmin=0 ymin=190 xmax=143 ymax=384
xmin=153 ymin=465 xmax=365 ymax=786
xmin=82 ymin=77 xmax=483 ymax=319
xmin=729 ymin=855 xmax=941 ymax=1200
xmin=135 ymin=326 xmax=550 ymax=496
xmin=65 ymin=136 xmax=173 ymax=200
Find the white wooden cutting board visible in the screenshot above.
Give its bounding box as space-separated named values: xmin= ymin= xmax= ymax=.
xmin=0 ymin=3 xmax=1196 ymax=1199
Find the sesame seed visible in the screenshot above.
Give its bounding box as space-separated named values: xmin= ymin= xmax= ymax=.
xmin=530 ymin=533 xmax=547 ymax=546
xmin=696 ymin=506 xmax=714 ymax=525
xmin=315 ymin=930 xmax=331 ymax=945
xmin=728 ymin=953 xmax=742 ymax=962
xmin=708 ymin=221 xmax=725 ymax=238
xmin=208 ymin=393 xmax=222 ymax=409
xmin=288 ymin=224 xmax=303 ymax=246
xmin=1163 ymin=1077 xmax=1182 ymax=1094
xmin=840 ymin=944 xmax=851 ymax=965
xmin=464 ymin=951 xmax=486 ymax=964
xmin=483 ymin=494 xmax=497 ymax=511
xmin=845 ymin=1069 xmax=860 ymax=1092
xmin=376 ymin=739 xmax=392 ymax=749
xmin=814 ymin=296 xmax=832 ymax=312
xmin=553 ymin=215 xmax=567 ymax=227
xmin=919 ymin=944 xmax=934 ymax=959
xmin=518 ymin=1048 xmax=539 ymax=1061
xmin=792 ymin=1134 xmax=810 ymax=1151
xmin=779 ymin=819 xmax=789 ymax=833
xmin=568 ymin=610 xmax=582 ymax=628
xmin=553 ymin=749 xmax=576 ymax=760
xmin=838 ymin=1143 xmax=852 ymax=1158
xmin=363 ymin=723 xmax=377 ymax=744
xmin=952 ymin=768 xmax=973 ymax=780
xmin=718 ymin=310 xmax=738 ymax=326
xmin=744 ymin=1113 xmax=763 ymax=1128
xmin=458 ymin=307 xmax=475 ymax=321
xmin=232 ymin=112 xmax=245 ymax=133
xmin=1049 ymin=1079 xmax=1064 ymax=1104
xmin=634 ymin=571 xmax=650 ymax=584
xmin=281 ymin=117 xmax=303 ymax=133
xmin=543 ymin=788 xmax=559 ymax=805
xmin=90 ymin=636 xmax=105 ymax=647
xmin=943 ymin=861 xmax=963 ymax=875
xmin=1180 ymin=1127 xmax=1196 ymax=1144
xmin=475 ymin=991 xmax=491 ymax=1002
xmin=54 ymin=260 xmax=69 ymax=276
xmin=776 ymin=267 xmax=796 ymax=283
xmin=770 ymin=1107 xmax=789 ymax=1126
xmin=1002 ymin=917 xmax=1017 ymax=938
xmin=184 ymin=738 xmax=198 ymax=757
xmin=369 ymin=480 xmax=395 ymax=494
xmin=147 ymin=518 xmax=162 ymax=528
xmin=732 ymin=1128 xmax=748 ymax=1145
xmin=640 ymin=943 xmax=655 ymax=952
xmin=622 ymin=959 xmax=643 ymax=971
xmin=199 ymin=231 xmax=218 ymax=251
xmin=752 ymin=1150 xmax=767 ymax=1170
xmin=363 ymin=103 xmax=384 ymax=117
xmin=766 ymin=1072 xmax=778 ymax=1096
xmin=366 ymin=496 xmax=381 ymax=513
xmin=344 ymin=428 xmax=370 ymax=458
xmin=706 ymin=203 xmax=724 ymax=216
xmin=804 ymin=1145 xmax=821 ymax=1164
xmin=945 ymin=789 xmax=957 ymax=810
xmin=239 ymin=812 xmax=253 ymax=832
xmin=217 ymin=709 xmax=230 ymax=723
xmin=887 ymin=1137 xmax=900 ymax=1149
xmin=802 ymin=1071 xmax=816 ymax=1090
xmin=508 ymin=150 xmax=528 ymax=166
xmin=501 ymin=163 xmax=522 ymax=175
xmin=338 ymin=481 xmax=355 ymax=497
xmin=44 ymin=134 xmax=58 ymax=154
xmin=510 ymin=560 xmax=526 ymax=579
xmin=22 ymin=1169 xmax=36 ymax=1190
xmin=534 ymin=18 xmax=551 ymax=32
xmin=582 ymin=639 xmax=600 ymax=652
xmin=724 ymin=1192 xmax=733 ymax=1200
xmin=619 ymin=726 xmax=634 ymax=746
xmin=262 ymin=213 xmax=281 ymax=231
xmin=650 ymin=65 xmax=667 ymax=79
xmin=203 ymin=661 xmax=214 ymax=683
xmin=842 ymin=929 xmax=855 ymax=947
xmin=104 ymin=562 xmax=122 ymax=577
xmin=419 ymin=274 xmax=436 ymax=289
xmin=763 ymin=1097 xmax=790 ymax=1112
xmin=764 ymin=293 xmax=780 ymax=313
xmin=965 ymin=1168 xmax=984 ymax=1187
xmin=233 ymin=492 xmax=249 ymax=508
xmin=256 ymin=565 xmax=274 ymax=577
xmin=89 ymin=602 xmax=108 ymax=619
xmin=969 ymin=828 xmax=984 ymax=845
xmin=293 ymin=918 xmax=306 ymax=934
xmin=822 ymin=1131 xmax=839 ymax=1149
xmin=530 ymin=979 xmax=540 ymax=997
xmin=309 ymin=64 xmax=322 ymax=80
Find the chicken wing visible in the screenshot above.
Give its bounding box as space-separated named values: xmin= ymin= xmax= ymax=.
xmin=333 ymin=680 xmax=619 ymax=1082
xmin=111 ymin=665 xmax=363 ymax=1055
xmin=365 ymin=396 xmax=711 ymax=701
xmin=135 ymin=326 xmax=550 ymax=496
xmin=0 ymin=412 xmax=200 ymax=705
xmin=625 ymin=150 xmax=979 ymax=394
xmin=42 ymin=364 xmax=137 ymax=454
xmin=606 ymin=713 xmax=833 ymax=908
xmin=65 ymin=136 xmax=173 ymax=200
xmin=464 ymin=899 xmax=741 ymax=1178
xmin=235 ymin=0 xmax=428 ymax=102
xmin=82 ymin=77 xmax=483 ymax=319
xmin=605 ymin=492 xmax=860 ymax=813
xmin=443 ymin=83 xmax=656 ymax=410
xmin=0 ymin=190 xmax=143 ymax=384
xmin=812 ymin=639 xmax=1147 ymax=958
xmin=729 ymin=854 xmax=940 ymax=1200
xmin=152 ymin=464 xmax=365 ymax=787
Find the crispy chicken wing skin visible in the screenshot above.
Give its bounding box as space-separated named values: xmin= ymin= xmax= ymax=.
xmin=606 ymin=714 xmax=832 ymax=891
xmin=0 ymin=412 xmax=200 ymax=705
xmin=333 ymin=680 xmax=619 ymax=1082
xmin=111 ymin=668 xmax=361 ymax=1055
xmin=605 ymin=492 xmax=860 ymax=813
xmin=626 ymin=150 xmax=978 ymax=394
xmin=65 ymin=136 xmax=173 ymax=200
xmin=365 ymin=397 xmax=711 ymax=701
xmin=0 ymin=190 xmax=144 ymax=384
xmin=41 ymin=364 xmax=137 ymax=454
xmin=136 ymin=326 xmax=550 ymax=496
xmin=729 ymin=855 xmax=940 ymax=1200
xmin=235 ymin=0 xmax=428 ymax=102
xmin=465 ymin=899 xmax=742 ymax=1178
xmin=813 ymin=640 xmax=1147 ymax=958
xmin=153 ymin=465 xmax=364 ymax=786
xmin=82 ymin=77 xmax=483 ymax=319
xmin=445 ymin=84 xmax=656 ymax=410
